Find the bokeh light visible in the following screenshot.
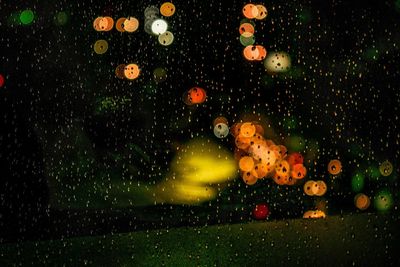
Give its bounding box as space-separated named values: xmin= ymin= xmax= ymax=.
xmin=93 ymin=40 xmax=108 ymax=54
xmin=151 ymin=19 xmax=168 ymax=35
xmin=54 ymin=11 xmax=68 ymax=26
xmin=374 ymin=190 xmax=393 ymax=212
xmin=19 ymin=9 xmax=35 ymax=25
xmin=0 ymin=74 xmax=4 ymax=88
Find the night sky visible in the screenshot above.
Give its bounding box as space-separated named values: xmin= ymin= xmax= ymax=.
xmin=0 ymin=0 xmax=400 ymax=241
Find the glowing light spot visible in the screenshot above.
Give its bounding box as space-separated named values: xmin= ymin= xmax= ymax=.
xmin=214 ymin=123 xmax=229 ymax=139
xmin=151 ymin=19 xmax=168 ymax=35
xmin=158 ymin=31 xmax=174 ymax=46
xmin=124 ymin=17 xmax=139 ymax=32
xmin=115 ymin=17 xmax=126 ymax=32
xmin=124 ymin=63 xmax=140 ymax=80
xmin=351 ymin=172 xmax=365 ymax=193
xmin=239 ymin=156 xmax=255 ymax=172
xmin=160 ymin=2 xmax=176 ymax=17
xmin=374 ymin=190 xmax=393 ymax=212
xmin=243 ymin=45 xmax=260 ymax=61
xmin=315 ymin=180 xmax=327 ymax=196
xmin=153 ymin=67 xmax=168 ymax=83
xmin=303 ymin=210 xmax=326 ymax=219
xmin=379 ymin=160 xmax=393 ymax=177
xmin=240 ymin=35 xmax=255 ymax=46
xmin=55 ymin=12 xmax=68 ymax=26
xmin=0 ymin=74 xmax=5 ymax=88
xmin=242 ymin=4 xmax=259 ymax=19
xmin=264 ymin=51 xmax=291 ymax=73
xmin=93 ymin=39 xmax=108 ymax=55
xmin=354 ymin=193 xmax=370 ymax=210
xmin=253 ymin=203 xmax=270 ymax=220
xmin=240 ymin=122 xmax=256 ymax=137
xmin=20 ymin=9 xmax=34 ymax=25
xmin=255 ymin=5 xmax=268 ymax=20
xmin=328 ymin=159 xmax=342 ymax=175
xmin=115 ymin=64 xmax=126 ymax=79
xmin=304 ymin=180 xmax=318 ymax=196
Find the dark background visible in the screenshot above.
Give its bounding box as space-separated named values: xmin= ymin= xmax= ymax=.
xmin=0 ymin=0 xmax=399 ymax=243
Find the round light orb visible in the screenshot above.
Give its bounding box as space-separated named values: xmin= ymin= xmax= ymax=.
xmin=264 ymin=51 xmax=291 ymax=73
xmin=151 ymin=18 xmax=168 ymax=35
xmin=214 ymin=123 xmax=229 ymax=139
xmin=160 ymin=2 xmax=176 ymax=17
xmin=124 ymin=63 xmax=140 ymax=80
xmin=93 ymin=40 xmax=108 ymax=54
xmin=124 ymin=17 xmax=139 ymax=32
xmin=158 ymin=31 xmax=174 ymax=46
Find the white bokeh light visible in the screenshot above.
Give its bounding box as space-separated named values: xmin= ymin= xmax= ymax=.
xmin=151 ymin=19 xmax=168 ymax=35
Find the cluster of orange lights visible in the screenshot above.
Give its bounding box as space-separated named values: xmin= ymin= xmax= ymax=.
xmin=303 ymin=180 xmax=327 ymax=196
xmin=240 ymin=3 xmax=268 ymax=61
xmin=93 ymin=16 xmax=139 ymax=33
xmin=231 ymin=121 xmax=307 ymax=186
xmin=115 ymin=63 xmax=140 ymax=80
xmin=183 ymin=87 xmax=207 ymax=106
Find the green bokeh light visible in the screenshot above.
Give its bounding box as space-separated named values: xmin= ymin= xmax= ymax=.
xmin=285 ymin=135 xmax=305 ymax=151
xmin=395 ymin=0 xmax=400 ymax=11
xmin=55 ymin=11 xmax=68 ymax=26
xmin=240 ymin=35 xmax=255 ymax=46
xmin=20 ymin=9 xmax=35 ymax=25
xmin=299 ymin=9 xmax=312 ymax=24
xmin=363 ymin=48 xmax=379 ymax=60
xmin=283 ymin=116 xmax=297 ymax=131
xmin=374 ymin=189 xmax=393 ymax=212
xmin=365 ymin=165 xmax=381 ymax=181
xmin=351 ymin=172 xmax=365 ymax=193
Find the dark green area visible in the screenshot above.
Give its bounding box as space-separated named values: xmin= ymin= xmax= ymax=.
xmin=0 ymin=213 xmax=399 ymax=266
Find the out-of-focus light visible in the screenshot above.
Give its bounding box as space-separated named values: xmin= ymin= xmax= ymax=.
xmin=214 ymin=123 xmax=229 ymax=139
xmin=240 ymin=35 xmax=255 ymax=46
xmin=328 ymin=159 xmax=342 ymax=175
xmin=315 ymin=180 xmax=327 ymax=196
xmin=124 ymin=17 xmax=139 ymax=32
xmin=243 ymin=45 xmax=260 ymax=61
xmin=253 ymin=203 xmax=270 ymax=220
xmin=304 ymin=180 xmax=318 ymax=196
xmin=284 ymin=135 xmax=305 ymax=152
xmin=171 ymin=139 xmax=237 ymax=184
xmin=151 ymin=19 xmax=168 ymax=35
xmin=264 ymin=52 xmax=291 ymax=73
xmin=354 ymin=193 xmax=370 ymax=210
xmin=0 ymin=74 xmax=5 ymax=88
xmin=351 ymin=172 xmax=365 ymax=193
xmin=185 ymin=87 xmax=207 ymax=105
xmin=255 ymin=5 xmax=268 ymax=20
xmin=20 ymin=9 xmax=34 ymax=25
xmin=158 ymin=31 xmax=174 ymax=46
xmin=124 ymin=63 xmax=140 ymax=80
xmin=239 ymin=22 xmax=255 ymax=35
xmin=153 ymin=67 xmax=168 ymax=83
xmin=255 ymin=45 xmax=267 ymax=60
xmin=379 ymin=160 xmax=393 ymax=177
xmin=160 ymin=2 xmax=176 ymax=17
xmin=239 ymin=156 xmax=255 ymax=172
xmin=55 ymin=11 xmax=68 ymax=26
xmin=153 ymin=139 xmax=236 ymax=204
xmin=303 ymin=210 xmax=326 ymax=219
xmin=374 ymin=190 xmax=393 ymax=212
xmin=291 ymin=164 xmax=307 ymax=180
xmin=242 ymin=4 xmax=259 ymax=19
xmin=115 ymin=17 xmax=126 ymax=32
xmin=93 ymin=39 xmax=108 ymax=54
xmin=115 ymin=64 xmax=126 ymax=79
xmin=145 ymin=6 xmax=159 ymax=17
